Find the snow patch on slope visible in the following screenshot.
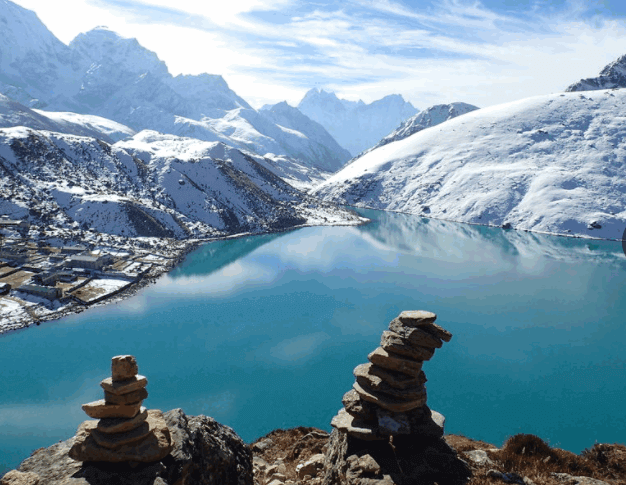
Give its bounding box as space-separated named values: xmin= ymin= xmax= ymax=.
xmin=313 ymin=90 xmax=626 ymax=240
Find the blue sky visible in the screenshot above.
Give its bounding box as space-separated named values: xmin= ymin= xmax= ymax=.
xmin=11 ymin=0 xmax=626 ymax=109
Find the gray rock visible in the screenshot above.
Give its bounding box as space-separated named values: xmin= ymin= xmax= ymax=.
xmin=296 ymin=453 xmax=325 ymax=478
xmin=387 ymin=321 xmax=443 ymax=349
xmin=367 ymin=347 xmax=425 ymax=375
xmin=356 ymin=364 xmax=423 ymax=390
xmin=0 ymin=470 xmax=40 ymax=485
xmin=378 ymin=333 xmax=435 ymax=362
xmin=14 ymin=408 xmax=253 ymax=485
xmin=331 ymin=409 xmax=381 ymax=441
xmin=322 ymin=428 xmax=470 ymax=485
xmin=463 ymin=449 xmax=494 ymax=466
xmin=342 ymin=389 xmax=378 ymax=421
xmin=552 ymin=473 xmax=611 ymax=485
xmin=353 ymin=382 xmax=426 ymax=413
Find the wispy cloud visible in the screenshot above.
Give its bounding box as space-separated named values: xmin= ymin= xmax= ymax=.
xmin=10 ymin=0 xmax=626 ymax=109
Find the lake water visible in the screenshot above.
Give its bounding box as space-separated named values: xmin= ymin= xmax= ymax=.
xmin=1 ymin=208 xmax=625 ymax=474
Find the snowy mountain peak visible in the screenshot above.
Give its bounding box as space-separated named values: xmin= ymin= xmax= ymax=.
xmin=297 ymin=88 xmax=418 ymax=155
xmin=566 ymin=53 xmax=626 ymax=92
xmin=364 ymin=101 xmax=479 ymax=154
xmin=70 ymin=27 xmax=169 ymax=78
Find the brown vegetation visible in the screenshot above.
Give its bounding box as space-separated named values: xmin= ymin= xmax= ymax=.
xmin=250 ymin=430 xmax=626 ymax=485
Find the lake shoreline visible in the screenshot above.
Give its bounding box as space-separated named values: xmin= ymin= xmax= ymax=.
xmin=0 ymin=218 xmax=369 ymax=337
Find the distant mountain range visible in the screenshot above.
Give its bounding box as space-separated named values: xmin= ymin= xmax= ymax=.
xmin=295 ymin=89 xmax=418 ymax=156
xmin=0 ymin=126 xmax=361 ymax=239
xmin=313 ymin=90 xmax=626 ymax=240
xmin=0 ymin=2 xmax=356 ymax=174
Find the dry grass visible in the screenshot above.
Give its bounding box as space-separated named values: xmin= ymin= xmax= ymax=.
xmin=447 ymin=433 xmax=626 ymax=485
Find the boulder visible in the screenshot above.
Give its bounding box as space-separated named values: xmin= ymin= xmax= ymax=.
xmin=14 ymin=409 xmax=253 ymax=485
xmin=322 ymin=428 xmax=470 ymax=485
xmin=296 ymin=453 xmax=325 ymax=479
xmin=0 ymin=470 xmax=40 ymax=485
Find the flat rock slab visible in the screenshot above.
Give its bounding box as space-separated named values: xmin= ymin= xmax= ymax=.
xmin=361 ymin=363 xmax=424 ymax=390
xmin=69 ymin=410 xmax=172 ymax=463
xmin=97 ymin=407 xmax=148 ymax=434
xmin=111 ymin=355 xmax=138 ymax=382
xmin=368 ymin=346 xmax=426 ymax=375
xmin=331 ymin=409 xmax=382 ymax=441
xmin=387 ymin=321 xmax=443 ymax=349
xmin=397 ymin=310 xmax=437 ymax=326
xmin=104 ymin=387 xmax=148 ymax=405
xmin=100 ymin=375 xmax=147 ymax=395
xmin=342 ymin=389 xmax=377 ymax=421
xmin=354 ymin=382 xmax=426 ymax=413
xmin=82 ymin=400 xmax=142 ymax=419
xmin=354 ymin=363 xmax=426 ymax=399
xmin=91 ymin=422 xmax=150 ymax=449
xmin=379 ymin=332 xmax=436 ymax=362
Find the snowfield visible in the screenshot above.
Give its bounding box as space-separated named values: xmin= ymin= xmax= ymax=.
xmin=313 ymin=89 xmax=626 ymax=240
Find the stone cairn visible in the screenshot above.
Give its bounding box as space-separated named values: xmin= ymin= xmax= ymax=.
xmin=68 ymin=355 xmax=172 ymax=463
xmin=323 ymin=311 xmax=471 ymax=485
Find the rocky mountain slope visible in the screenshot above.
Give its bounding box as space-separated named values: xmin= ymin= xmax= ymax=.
xmin=0 ymin=127 xmax=362 ymax=241
xmin=313 ymin=89 xmax=626 ymax=240
xmin=297 ymin=89 xmax=418 ymax=156
xmin=0 ymin=2 xmax=350 ymax=173
xmin=364 ymin=102 xmax=479 ymax=154
xmin=0 ymin=94 xmax=135 ymax=143
xmin=566 ymin=54 xmax=626 ymax=92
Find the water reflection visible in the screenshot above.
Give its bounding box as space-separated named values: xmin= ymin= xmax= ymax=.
xmin=356 ymin=208 xmax=625 ymax=266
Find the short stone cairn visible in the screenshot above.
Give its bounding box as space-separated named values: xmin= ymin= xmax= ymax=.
xmin=68 ymin=355 xmax=172 ymax=463
xmin=323 ymin=311 xmax=470 ymax=485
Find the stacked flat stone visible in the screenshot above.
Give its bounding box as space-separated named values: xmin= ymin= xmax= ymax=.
xmin=69 ymin=355 xmax=172 ymax=463
xmin=331 ymin=310 xmax=452 ymax=441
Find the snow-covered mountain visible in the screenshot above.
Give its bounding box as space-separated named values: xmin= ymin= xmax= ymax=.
xmin=365 ymin=102 xmax=479 ymax=154
xmin=0 ymin=127 xmax=361 ymax=240
xmin=0 ymin=0 xmax=80 ymax=108
xmin=567 ymin=54 xmax=626 ymax=92
xmin=313 ymin=89 xmax=626 ymax=240
xmin=0 ymin=2 xmax=349 ymax=172
xmin=260 ymin=101 xmax=351 ymax=172
xmin=297 ymin=88 xmax=418 ymax=156
xmin=0 ymin=94 xmax=135 ymax=143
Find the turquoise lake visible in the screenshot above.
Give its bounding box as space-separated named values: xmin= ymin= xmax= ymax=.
xmin=1 ymin=208 xmax=625 ymax=474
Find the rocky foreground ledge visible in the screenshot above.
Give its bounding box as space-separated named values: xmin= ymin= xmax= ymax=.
xmin=3 ymin=409 xmax=253 ymax=485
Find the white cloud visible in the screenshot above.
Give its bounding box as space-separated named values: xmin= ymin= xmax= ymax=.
xmin=9 ymin=0 xmax=626 ymax=109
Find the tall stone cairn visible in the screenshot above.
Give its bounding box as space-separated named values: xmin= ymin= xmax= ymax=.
xmin=68 ymin=355 xmax=173 ymax=463
xmin=323 ymin=311 xmax=471 ymax=485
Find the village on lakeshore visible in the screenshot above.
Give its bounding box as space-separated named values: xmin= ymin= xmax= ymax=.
xmin=0 ymin=214 xmax=186 ymax=334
